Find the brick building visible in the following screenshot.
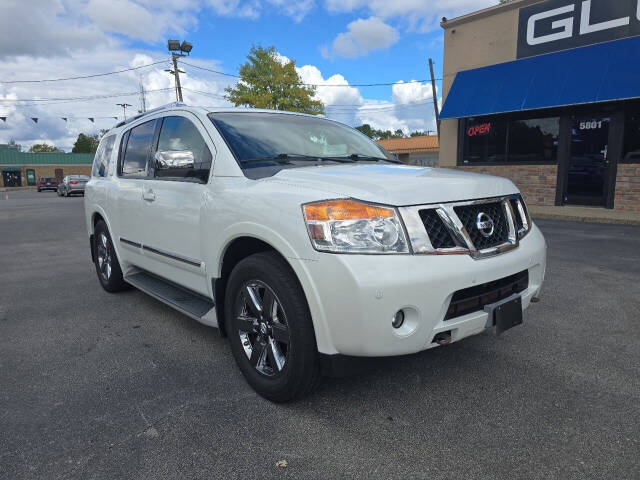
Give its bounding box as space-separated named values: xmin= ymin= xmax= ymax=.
xmin=439 ymin=0 xmax=640 ymax=212
xmin=377 ymin=136 xmax=439 ymax=166
xmin=0 ymin=147 xmax=93 ymax=187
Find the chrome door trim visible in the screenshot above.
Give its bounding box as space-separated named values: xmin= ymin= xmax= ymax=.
xmin=142 ymin=244 xmax=202 ymax=268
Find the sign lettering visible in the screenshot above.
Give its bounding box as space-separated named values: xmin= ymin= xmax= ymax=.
xmin=517 ymin=0 xmax=640 ymax=58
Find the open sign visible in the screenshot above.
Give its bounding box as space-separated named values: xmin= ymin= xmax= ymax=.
xmin=467 ymin=123 xmax=491 ymax=137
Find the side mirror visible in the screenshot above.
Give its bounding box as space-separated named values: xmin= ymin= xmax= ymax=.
xmin=155 ymin=150 xmax=195 ymax=170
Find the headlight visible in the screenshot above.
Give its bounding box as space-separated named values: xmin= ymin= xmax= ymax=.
xmin=303 ymin=199 xmax=409 ymax=254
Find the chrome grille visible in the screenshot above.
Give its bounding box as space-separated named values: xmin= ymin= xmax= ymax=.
xmin=418 ymin=209 xmax=456 ymax=249
xmin=399 ymin=195 xmax=530 ymax=259
xmin=453 ymin=202 xmax=509 ymax=250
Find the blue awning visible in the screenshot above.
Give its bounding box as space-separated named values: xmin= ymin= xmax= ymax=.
xmin=440 ymin=36 xmax=640 ymax=119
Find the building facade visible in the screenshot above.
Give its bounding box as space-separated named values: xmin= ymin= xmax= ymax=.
xmin=0 ymin=147 xmax=93 ymax=187
xmin=440 ymin=0 xmax=640 ymax=212
xmin=377 ymin=136 xmax=439 ymax=166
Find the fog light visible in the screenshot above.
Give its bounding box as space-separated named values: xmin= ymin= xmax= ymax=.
xmin=392 ymin=310 xmax=405 ymax=329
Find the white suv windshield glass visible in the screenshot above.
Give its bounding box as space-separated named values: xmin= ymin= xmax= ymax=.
xmin=209 ymin=112 xmax=392 ymax=177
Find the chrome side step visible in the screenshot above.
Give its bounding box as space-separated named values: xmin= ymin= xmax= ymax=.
xmin=124 ymin=271 xmax=218 ymax=328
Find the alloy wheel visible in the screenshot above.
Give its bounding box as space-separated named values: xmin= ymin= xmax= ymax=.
xmin=235 ymin=280 xmax=290 ymax=377
xmin=96 ymin=232 xmax=112 ymax=280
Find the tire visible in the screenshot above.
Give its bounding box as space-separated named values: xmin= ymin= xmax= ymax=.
xmin=37 ymin=188 xmax=41 ymax=192
xmin=93 ymin=220 xmax=128 ymax=293
xmin=225 ymin=251 xmax=320 ymax=402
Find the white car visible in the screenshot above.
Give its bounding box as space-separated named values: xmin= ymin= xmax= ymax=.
xmin=85 ymin=103 xmax=546 ymax=402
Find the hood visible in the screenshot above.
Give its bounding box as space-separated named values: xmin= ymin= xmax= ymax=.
xmin=266 ymin=164 xmax=519 ymax=206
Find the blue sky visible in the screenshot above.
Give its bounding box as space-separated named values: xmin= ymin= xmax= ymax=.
xmin=0 ymin=0 xmax=495 ymax=150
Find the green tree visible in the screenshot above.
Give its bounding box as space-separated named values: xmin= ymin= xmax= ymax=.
xmin=28 ymin=143 xmax=62 ymax=153
xmin=225 ymin=45 xmax=324 ymax=115
xmin=355 ymin=124 xmax=375 ymax=138
xmin=72 ymin=133 xmax=99 ymax=153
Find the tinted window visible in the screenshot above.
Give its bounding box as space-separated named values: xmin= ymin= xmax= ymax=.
xmin=209 ymin=112 xmax=391 ymax=162
xmin=92 ymin=135 xmax=116 ymax=177
xmin=121 ymin=120 xmax=155 ymax=176
xmin=508 ymin=117 xmax=559 ymax=163
xmin=154 ymin=116 xmax=212 ymax=182
xmin=623 ymin=112 xmax=640 ymax=162
xmin=462 ymin=118 xmax=507 ymax=164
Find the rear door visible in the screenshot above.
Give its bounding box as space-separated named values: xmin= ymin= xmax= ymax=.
xmin=115 ymin=119 xmax=157 ymax=270
xmin=140 ymin=113 xmax=214 ymax=295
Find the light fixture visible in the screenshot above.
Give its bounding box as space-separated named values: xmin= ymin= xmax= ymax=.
xmin=180 ymin=41 xmax=193 ymax=54
xmin=167 ymin=39 xmax=180 ymax=51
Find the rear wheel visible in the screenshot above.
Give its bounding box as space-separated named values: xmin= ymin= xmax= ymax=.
xmin=93 ymin=221 xmax=128 ymax=293
xmin=225 ymin=252 xmax=320 ymax=402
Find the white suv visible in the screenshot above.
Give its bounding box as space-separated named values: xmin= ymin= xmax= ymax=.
xmin=85 ymin=103 xmax=546 ymax=401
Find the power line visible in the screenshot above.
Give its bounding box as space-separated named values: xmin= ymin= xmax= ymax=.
xmin=0 ymin=88 xmax=173 ymax=107
xmin=179 ymin=60 xmax=439 ymax=87
xmin=0 ymin=59 xmax=169 ymax=84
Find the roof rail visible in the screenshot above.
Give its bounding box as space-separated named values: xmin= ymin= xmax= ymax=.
xmin=112 ymin=102 xmax=188 ymax=129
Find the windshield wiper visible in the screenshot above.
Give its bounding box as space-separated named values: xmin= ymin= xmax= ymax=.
xmin=323 ymin=153 xmax=401 ymax=164
xmin=240 ymin=153 xmax=355 ymax=164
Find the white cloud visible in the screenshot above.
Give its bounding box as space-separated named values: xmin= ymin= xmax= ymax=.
xmin=324 ymin=0 xmax=496 ymax=32
xmin=267 ymin=0 xmax=315 ymax=22
xmin=206 ymin=0 xmax=314 ymax=20
xmin=323 ymin=17 xmax=398 ymax=58
xmin=85 ymin=0 xmax=197 ymax=42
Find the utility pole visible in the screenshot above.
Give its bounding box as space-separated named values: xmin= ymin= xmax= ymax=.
xmin=428 ymin=58 xmax=440 ymax=139
xmin=166 ymin=40 xmax=193 ymax=103
xmin=117 ymin=103 xmax=132 ymax=120
xmin=139 ymin=80 xmax=147 ymax=113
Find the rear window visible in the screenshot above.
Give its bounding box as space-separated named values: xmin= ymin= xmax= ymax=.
xmin=120 ymin=120 xmax=156 ymax=177
xmin=93 ymin=135 xmax=116 ymax=177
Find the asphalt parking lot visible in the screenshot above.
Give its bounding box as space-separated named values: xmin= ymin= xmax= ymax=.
xmin=1 ymin=189 xmax=639 ymax=480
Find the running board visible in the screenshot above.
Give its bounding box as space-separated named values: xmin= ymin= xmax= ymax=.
xmin=124 ymin=271 xmax=218 ymax=328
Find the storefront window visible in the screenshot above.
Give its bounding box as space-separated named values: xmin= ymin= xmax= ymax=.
xmin=461 ymin=115 xmax=559 ymax=164
xmin=508 ymin=117 xmax=559 ymax=163
xmin=623 ymin=113 xmax=640 ymax=162
xmin=462 ymin=118 xmax=506 ymax=164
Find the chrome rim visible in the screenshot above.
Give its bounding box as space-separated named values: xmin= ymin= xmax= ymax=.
xmin=96 ymin=232 xmax=112 ymax=280
xmin=235 ymin=280 xmax=290 ymax=377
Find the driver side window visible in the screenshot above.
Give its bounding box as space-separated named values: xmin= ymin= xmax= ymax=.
xmin=154 ymin=116 xmax=212 ymax=183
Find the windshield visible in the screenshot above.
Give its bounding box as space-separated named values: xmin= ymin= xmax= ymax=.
xmin=209 ymin=112 xmax=392 ymax=170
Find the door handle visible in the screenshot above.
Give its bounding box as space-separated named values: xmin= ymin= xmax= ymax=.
xmin=142 ymin=189 xmax=156 ymax=202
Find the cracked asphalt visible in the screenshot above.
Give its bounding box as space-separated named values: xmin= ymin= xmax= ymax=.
xmin=1 ymin=189 xmax=639 ymax=479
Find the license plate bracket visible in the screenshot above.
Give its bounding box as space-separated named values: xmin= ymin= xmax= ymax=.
xmin=484 ymin=294 xmax=523 ymax=335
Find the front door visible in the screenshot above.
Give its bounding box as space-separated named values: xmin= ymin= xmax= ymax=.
xmin=565 ymin=117 xmax=610 ymax=206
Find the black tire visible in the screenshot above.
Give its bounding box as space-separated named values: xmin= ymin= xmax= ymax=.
xmin=37 ymin=188 xmax=41 ymax=192
xmin=225 ymin=251 xmax=320 ymax=402
xmin=93 ymin=220 xmax=128 ymax=293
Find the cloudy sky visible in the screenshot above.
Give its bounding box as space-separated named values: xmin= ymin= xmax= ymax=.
xmin=0 ymin=0 xmax=494 ymax=151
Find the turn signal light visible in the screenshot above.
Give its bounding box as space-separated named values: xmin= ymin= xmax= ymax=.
xmin=303 ymin=200 xmax=394 ymax=221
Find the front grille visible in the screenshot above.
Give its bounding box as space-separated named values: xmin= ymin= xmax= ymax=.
xmin=419 ymin=209 xmax=456 ymax=249
xmin=445 ymin=270 xmax=529 ymax=320
xmin=454 ymin=202 xmax=509 ymax=250
xmin=510 ymin=199 xmax=524 ymax=232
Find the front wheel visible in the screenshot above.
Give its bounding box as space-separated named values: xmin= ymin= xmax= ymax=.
xmin=225 ymin=252 xmax=320 ymax=402
xmin=93 ymin=221 xmax=128 ymax=293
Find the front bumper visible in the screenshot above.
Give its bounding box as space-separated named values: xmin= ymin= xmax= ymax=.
xmin=296 ymin=223 xmax=546 ymax=357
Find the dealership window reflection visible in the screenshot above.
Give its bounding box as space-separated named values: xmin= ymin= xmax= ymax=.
xmin=462 ymin=116 xmax=559 ymax=164
xmin=623 ymin=113 xmax=640 ymax=162
xmin=462 ymin=118 xmax=506 ymax=163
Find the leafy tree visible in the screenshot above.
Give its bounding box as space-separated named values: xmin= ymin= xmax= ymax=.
xmin=29 ymin=143 xmax=62 ymax=153
xmin=226 ymin=45 xmax=324 ymax=115
xmin=355 ymin=124 xmax=375 ymax=138
xmin=72 ymin=133 xmax=100 ymax=153
xmin=7 ymin=138 xmax=21 ymax=151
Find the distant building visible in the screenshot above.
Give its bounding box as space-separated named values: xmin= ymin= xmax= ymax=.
xmin=377 ymin=136 xmax=439 ymax=167
xmin=0 ymin=146 xmax=93 ymax=187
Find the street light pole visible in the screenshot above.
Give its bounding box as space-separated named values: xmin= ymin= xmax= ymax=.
xmin=167 ymin=40 xmax=193 ymax=103
xmin=171 ymin=53 xmax=183 ymax=102
xmin=117 ymin=103 xmax=132 ymax=120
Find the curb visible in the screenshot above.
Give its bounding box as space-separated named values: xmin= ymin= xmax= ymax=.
xmin=532 ymin=212 xmax=640 ymax=226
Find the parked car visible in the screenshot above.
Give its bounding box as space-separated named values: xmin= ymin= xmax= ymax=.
xmin=37 ymin=177 xmax=58 ymax=192
xmin=58 ymin=175 xmax=89 ymax=197
xmin=84 ymin=103 xmax=547 ymax=402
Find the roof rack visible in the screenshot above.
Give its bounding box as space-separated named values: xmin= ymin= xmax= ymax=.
xmin=112 ymin=102 xmax=187 ymax=129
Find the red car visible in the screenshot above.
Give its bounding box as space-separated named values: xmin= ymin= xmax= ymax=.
xmin=37 ymin=177 xmax=58 ymax=192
